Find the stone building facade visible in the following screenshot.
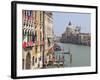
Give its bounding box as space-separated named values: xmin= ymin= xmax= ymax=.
xmin=44 ymin=12 xmax=54 ymax=65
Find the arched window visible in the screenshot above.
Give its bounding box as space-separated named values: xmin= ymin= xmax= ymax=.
xmin=27 ymin=30 xmax=30 ymax=42
xmin=22 ymin=29 xmax=24 ymax=40
xmin=23 ymin=29 xmax=27 ymax=40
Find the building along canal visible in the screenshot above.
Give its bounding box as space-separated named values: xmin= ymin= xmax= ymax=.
xmin=54 ymin=42 xmax=91 ymax=67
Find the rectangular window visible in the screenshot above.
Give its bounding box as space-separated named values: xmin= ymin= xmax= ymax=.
xmin=35 ymin=58 xmax=37 ymax=63
xmin=22 ymin=59 xmax=24 ymax=69
xmin=35 ymin=45 xmax=38 ymax=53
xmin=39 ymin=57 xmax=41 ymax=61
xmin=32 ymin=56 xmax=34 ymax=65
xmin=40 ymin=45 xmax=42 ymax=52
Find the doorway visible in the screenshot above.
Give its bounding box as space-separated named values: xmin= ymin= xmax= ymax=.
xmin=26 ymin=52 xmax=31 ymax=69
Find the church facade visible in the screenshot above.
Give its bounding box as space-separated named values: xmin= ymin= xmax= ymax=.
xmin=60 ymin=22 xmax=91 ymax=46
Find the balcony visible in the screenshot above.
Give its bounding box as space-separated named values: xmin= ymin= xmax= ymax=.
xmin=23 ymin=40 xmax=45 ymax=50
xmin=22 ymin=41 xmax=35 ymax=50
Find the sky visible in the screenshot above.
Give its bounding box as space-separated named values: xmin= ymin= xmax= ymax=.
xmin=53 ymin=12 xmax=91 ymax=36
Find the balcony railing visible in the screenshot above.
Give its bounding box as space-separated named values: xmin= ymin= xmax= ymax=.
xmin=22 ymin=40 xmax=45 ymax=50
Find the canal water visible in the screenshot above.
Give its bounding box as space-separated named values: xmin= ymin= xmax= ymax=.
xmin=54 ymin=42 xmax=91 ymax=67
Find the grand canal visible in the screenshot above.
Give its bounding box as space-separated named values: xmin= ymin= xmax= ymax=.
xmin=54 ymin=42 xmax=91 ymax=67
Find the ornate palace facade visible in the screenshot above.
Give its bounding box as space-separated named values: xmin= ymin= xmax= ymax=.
xmin=22 ymin=10 xmax=54 ymax=69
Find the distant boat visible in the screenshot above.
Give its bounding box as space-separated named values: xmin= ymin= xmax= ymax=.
xmin=63 ymin=51 xmax=70 ymax=54
xmin=53 ymin=43 xmax=61 ymax=51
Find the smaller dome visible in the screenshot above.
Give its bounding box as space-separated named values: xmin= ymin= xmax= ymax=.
xmin=68 ymin=21 xmax=72 ymax=25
